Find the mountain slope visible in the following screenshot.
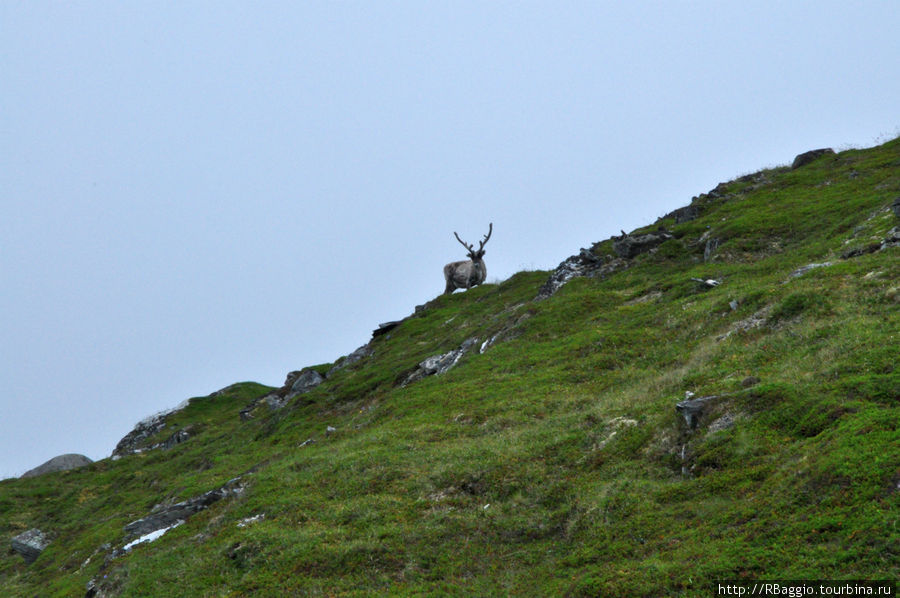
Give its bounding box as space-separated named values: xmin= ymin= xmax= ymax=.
xmin=2 ymin=138 xmax=898 ymax=597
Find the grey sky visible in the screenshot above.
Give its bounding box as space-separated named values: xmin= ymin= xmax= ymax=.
xmin=2 ymin=2 xmax=898 ymax=479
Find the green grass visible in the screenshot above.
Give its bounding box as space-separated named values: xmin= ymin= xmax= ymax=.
xmin=2 ymin=137 xmax=899 ymax=597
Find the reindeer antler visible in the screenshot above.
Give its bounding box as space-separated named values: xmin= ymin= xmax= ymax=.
xmin=453 ymin=231 xmax=474 ymax=252
xmin=453 ymin=223 xmax=493 ymax=256
xmin=477 ymin=222 xmax=493 ymax=251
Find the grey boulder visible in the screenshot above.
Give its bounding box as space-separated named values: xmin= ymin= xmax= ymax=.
xmin=612 ymin=229 xmax=674 ymax=259
xmin=11 ymin=528 xmax=48 ymax=564
xmin=791 ymin=148 xmax=835 ymax=169
xmin=402 ymin=338 xmax=480 ymax=386
xmin=287 ymin=368 xmax=325 ymax=398
xmin=21 ymin=454 xmax=92 ymax=478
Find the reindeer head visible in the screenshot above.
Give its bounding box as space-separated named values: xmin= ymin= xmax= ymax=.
xmin=453 ymin=222 xmax=492 ymax=262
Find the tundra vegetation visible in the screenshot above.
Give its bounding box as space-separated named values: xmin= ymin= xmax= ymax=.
xmin=1 ymin=139 xmax=898 ymax=596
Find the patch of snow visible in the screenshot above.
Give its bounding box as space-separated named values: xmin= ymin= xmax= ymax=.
xmin=123 ymin=520 xmax=183 ymax=551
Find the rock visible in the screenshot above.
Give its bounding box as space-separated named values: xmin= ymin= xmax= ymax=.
xmin=892 ymin=197 xmax=900 ymax=219
xmin=480 ymin=333 xmax=501 ymax=354
xmin=675 ymin=395 xmax=721 ymax=429
xmin=240 ymin=368 xmax=327 ymax=421
xmin=21 ymin=454 xmax=93 ymax=478
xmin=161 ymin=427 xmax=192 ymax=450
xmin=373 ymin=320 xmax=403 ymax=337
xmin=791 ymin=148 xmax=835 ymax=169
xmin=116 ymin=417 xmax=194 ymax=454
xmin=401 ymin=338 xmax=479 ymax=386
xmin=661 ymin=205 xmax=699 ymax=224
xmin=844 ymin=227 xmax=900 ymax=258
xmin=123 ymin=521 xmax=184 ymax=552
xmin=624 ymin=291 xmax=663 ymax=306
xmin=327 ymin=344 xmax=374 ymax=377
xmin=718 ymin=306 xmax=771 ymax=340
xmin=883 ymin=226 xmax=900 ymax=248
xmin=124 ymin=478 xmax=243 ymax=538
xmin=841 ymin=244 xmax=881 ymax=259
xmin=113 ymin=400 xmax=191 ymax=457
xmin=287 ymin=368 xmax=325 ymax=398
xmin=656 ymin=205 xmax=700 ymax=224
xmin=788 ymin=262 xmax=833 ymax=279
xmin=11 ymin=528 xmax=48 ymax=564
xmin=236 ymin=514 xmax=265 ymax=528
xmin=709 ymin=182 xmax=730 ymax=197
xmin=704 ymin=237 xmax=719 ymax=262
xmin=737 ymin=171 xmax=768 ymax=184
xmin=691 ymin=278 xmax=721 ymax=289
xmin=535 ymin=254 xmax=589 ymax=298
xmin=536 ymin=246 xmax=628 ymax=299
xmin=113 ymin=414 xmax=169 ymax=456
xmin=612 ymin=229 xmax=674 ymax=259
xmin=239 ymin=391 xmax=286 ymax=421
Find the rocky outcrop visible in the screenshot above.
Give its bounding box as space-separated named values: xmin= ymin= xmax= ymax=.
xmin=703 ymin=237 xmax=719 ymax=262
xmin=892 ymin=197 xmax=900 ymax=219
xmin=240 ymin=367 xmax=327 ymax=421
xmin=788 ymin=261 xmax=834 ymax=279
xmin=791 ymin=148 xmax=835 ymax=169
xmin=839 ymin=225 xmax=900 ymax=259
xmin=675 ymin=394 xmax=737 ymax=476
xmin=612 ymin=228 xmax=674 ymax=259
xmin=659 ymin=204 xmax=699 ymax=224
xmin=675 ymin=395 xmax=722 ymax=430
xmin=85 ymin=477 xmax=246 ymax=596
xmin=717 ymin=306 xmax=771 ymax=341
xmin=21 ymin=454 xmax=92 ymax=478
xmin=124 ymin=477 xmax=244 ymax=539
xmin=286 ymin=368 xmax=325 ymax=398
xmin=112 ymin=400 xmax=190 ymax=457
xmin=537 ymin=226 xmax=676 ymax=299
xmin=11 ymin=528 xmax=48 ymax=564
xmin=401 ymin=338 xmax=480 ymax=386
xmin=373 ymin=320 xmax=403 ymax=337
xmin=327 ymin=344 xmax=373 ymax=377
xmin=239 ymin=393 xmax=285 ymax=420
xmin=240 ymin=343 xmax=376 ymax=422
xmin=536 ymin=248 xmax=628 ymax=299
xmin=112 ymin=413 xmax=170 ymax=457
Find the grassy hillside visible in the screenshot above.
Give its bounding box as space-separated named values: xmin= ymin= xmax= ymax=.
xmin=2 ymin=139 xmax=898 ymax=597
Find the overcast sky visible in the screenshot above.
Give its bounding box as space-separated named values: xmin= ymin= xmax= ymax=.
xmin=2 ymin=2 xmax=898 ymax=479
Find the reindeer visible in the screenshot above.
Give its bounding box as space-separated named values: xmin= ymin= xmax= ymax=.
xmin=443 ymin=223 xmax=493 ymax=294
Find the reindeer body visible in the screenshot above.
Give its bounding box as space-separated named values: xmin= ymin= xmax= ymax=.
xmin=443 ymin=258 xmax=486 ymax=294
xmin=443 ymin=223 xmax=492 ymax=295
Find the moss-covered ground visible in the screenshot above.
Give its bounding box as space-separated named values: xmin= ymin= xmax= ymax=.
xmin=2 ymin=138 xmax=898 ymax=596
